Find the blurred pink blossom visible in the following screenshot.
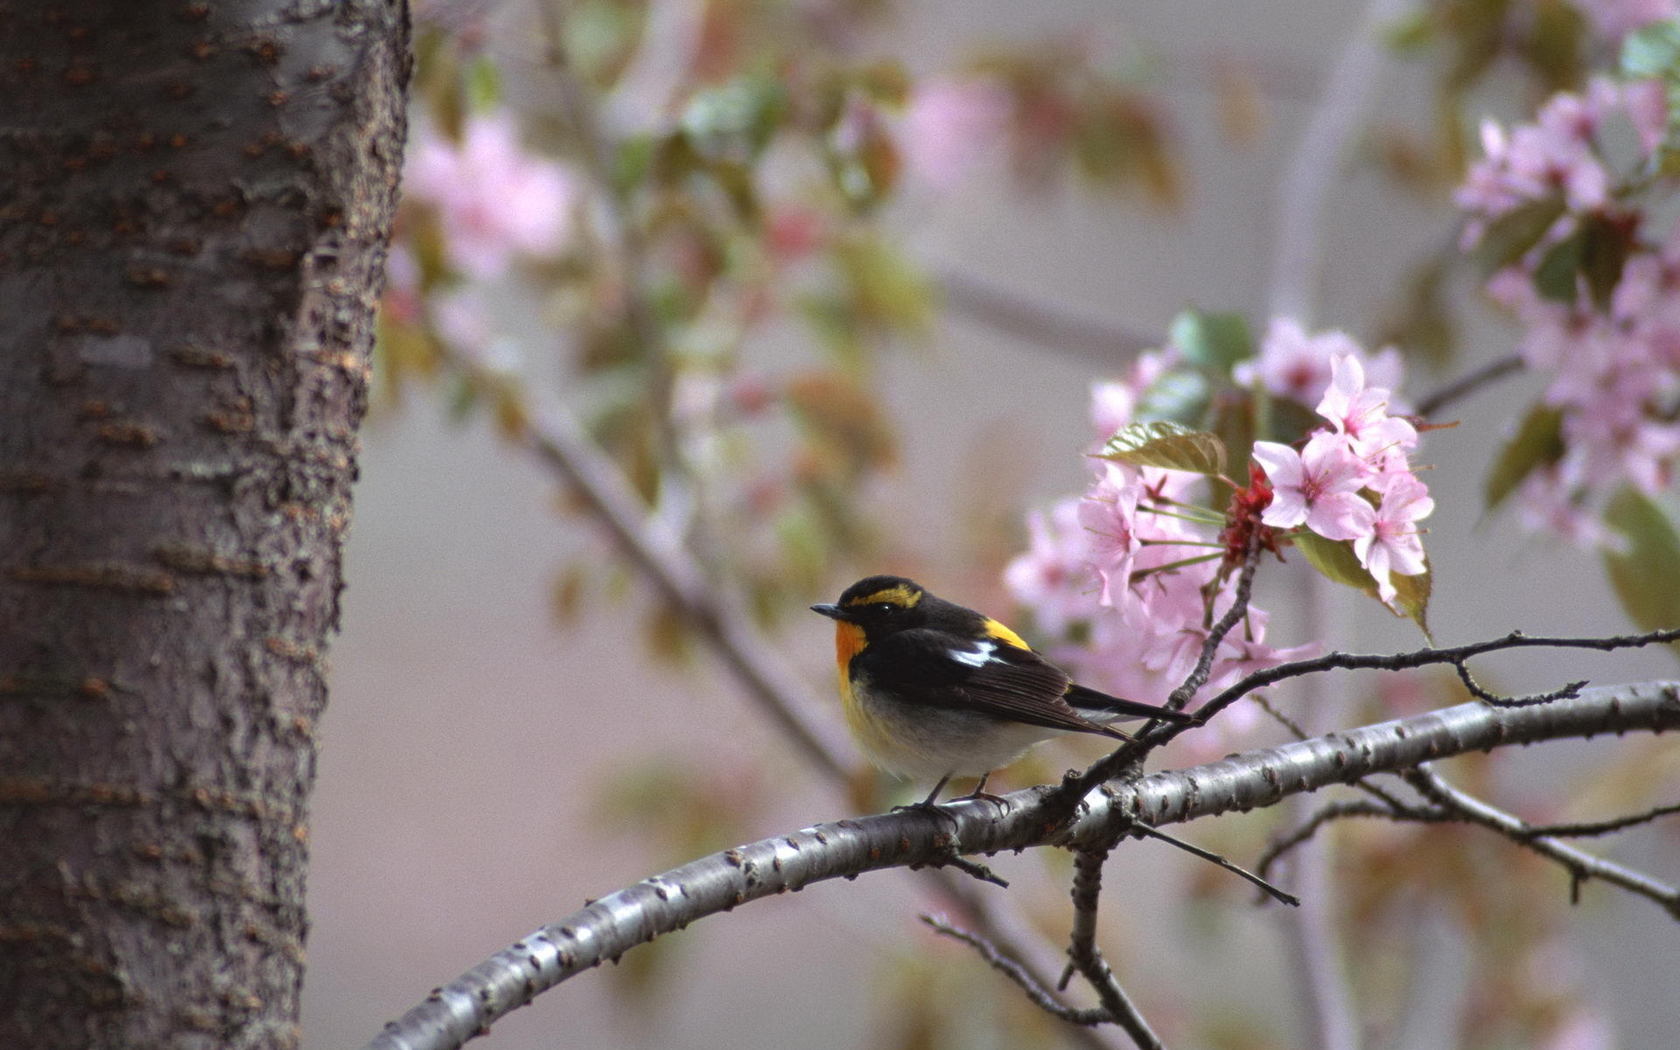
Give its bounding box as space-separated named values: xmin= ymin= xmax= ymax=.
xmin=1625 ymin=78 xmax=1671 ymax=157
xmin=899 ymin=77 xmax=1013 ymax=190
xmin=1577 ymin=0 xmax=1676 ymax=42
xmin=1003 ymin=499 xmax=1101 ymax=637
xmin=406 ymin=114 xmax=578 ymax=280
xmin=1236 ymin=317 xmax=1405 ymax=406
xmin=1515 ymin=469 xmax=1620 ymax=550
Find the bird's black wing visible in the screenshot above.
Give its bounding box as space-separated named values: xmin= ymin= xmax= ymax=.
xmin=856 ymin=629 xmax=1122 ymax=737
xmin=1065 ymin=682 xmax=1197 ymax=724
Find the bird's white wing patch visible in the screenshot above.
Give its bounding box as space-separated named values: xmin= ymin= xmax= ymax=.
xmin=947 ymin=640 xmax=997 ymax=668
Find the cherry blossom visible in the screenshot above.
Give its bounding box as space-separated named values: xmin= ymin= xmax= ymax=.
xmin=1351 ymin=474 xmax=1434 ymax=603
xmin=1252 ymin=433 xmax=1375 ymax=541
xmin=406 ymin=114 xmax=579 ymax=280
xmin=1316 ymin=354 xmax=1419 ymax=463
xmin=898 ymin=78 xmax=1012 ymax=190
xmin=1236 ymin=317 xmax=1406 ymax=408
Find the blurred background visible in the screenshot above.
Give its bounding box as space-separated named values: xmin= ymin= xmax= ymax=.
xmin=303 ymin=2 xmax=1680 ymax=1048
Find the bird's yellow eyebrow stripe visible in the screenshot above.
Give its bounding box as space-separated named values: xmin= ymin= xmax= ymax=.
xmin=845 ymin=584 xmax=922 ymax=608
xmin=982 ymin=618 xmax=1031 ymax=651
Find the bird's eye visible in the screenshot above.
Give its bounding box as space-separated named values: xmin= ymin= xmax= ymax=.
xmin=873 ymin=602 xmax=897 ymax=614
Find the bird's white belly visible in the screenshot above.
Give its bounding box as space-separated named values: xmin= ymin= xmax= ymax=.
xmin=846 ymin=675 xmax=1059 ymax=781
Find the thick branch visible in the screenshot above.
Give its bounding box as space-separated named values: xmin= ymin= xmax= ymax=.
xmin=362 ymin=682 xmax=1680 ymax=1050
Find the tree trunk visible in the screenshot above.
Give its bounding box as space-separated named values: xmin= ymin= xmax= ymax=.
xmin=0 ymin=3 xmax=409 ymax=1046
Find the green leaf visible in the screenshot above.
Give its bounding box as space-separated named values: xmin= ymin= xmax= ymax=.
xmin=1135 ymin=369 xmax=1210 ymax=427
xmin=1098 ymin=421 xmax=1227 ymax=475
xmin=1295 ymin=532 xmax=1375 ymax=592
xmin=1169 ymin=310 xmax=1253 ymax=373
xmin=1621 ymin=20 xmax=1680 ymax=171
xmin=1620 ymin=19 xmax=1680 ymax=80
xmin=1532 ymin=228 xmax=1585 ymax=304
xmin=1389 ymin=555 xmax=1433 ymax=639
xmin=1484 ymin=404 xmax=1565 ymax=509
xmin=1579 ymin=213 xmax=1633 ymax=314
xmin=1295 ymin=533 xmax=1431 ymax=635
xmin=465 ymin=54 xmax=502 ymax=111
xmin=1602 ymin=488 xmax=1680 ymax=653
xmin=1472 ymin=195 xmax=1566 ymax=276
xmin=680 ymin=75 xmax=788 ymax=165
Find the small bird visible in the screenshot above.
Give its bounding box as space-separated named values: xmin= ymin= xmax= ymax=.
xmin=811 ymin=575 xmax=1197 ymax=806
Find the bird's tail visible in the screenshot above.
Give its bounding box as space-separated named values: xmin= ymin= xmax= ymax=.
xmin=1066 ymin=683 xmax=1200 ymax=725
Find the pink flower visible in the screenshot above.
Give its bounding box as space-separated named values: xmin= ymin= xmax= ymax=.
xmin=1091 ymin=350 xmax=1178 ymax=439
xmin=1253 ymin=433 xmax=1375 ymax=541
xmin=1576 ymin=0 xmax=1676 ymax=42
xmin=1316 ymin=354 xmax=1418 ymax=463
xmin=1352 ymin=474 xmax=1433 ymax=603
xmin=1236 ymin=318 xmax=1406 ymax=409
xmin=1004 ymin=499 xmax=1101 ymax=636
xmin=899 ymin=78 xmax=1012 ymax=190
xmin=1077 ymin=464 xmax=1143 ymax=606
xmin=1456 ymin=84 xmax=1618 ymax=240
xmin=1626 ymin=77 xmax=1671 ymax=157
xmin=406 ymin=114 xmax=578 ymax=280
xmin=1090 ymin=381 xmax=1138 ymax=440
xmin=1514 ymin=468 xmax=1619 ymax=550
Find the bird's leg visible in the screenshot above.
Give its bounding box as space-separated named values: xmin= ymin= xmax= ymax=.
xmin=921 ymin=775 xmax=952 ymax=807
xmin=951 ymin=771 xmax=1012 ymax=813
xmin=889 ymin=774 xmax=952 ymax=815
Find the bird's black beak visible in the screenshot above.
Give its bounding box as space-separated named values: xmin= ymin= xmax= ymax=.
xmin=810 ymin=602 xmax=850 ymax=622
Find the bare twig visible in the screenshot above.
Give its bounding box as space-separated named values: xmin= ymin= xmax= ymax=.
xmin=1122 ymin=817 xmax=1300 ymax=907
xmin=1058 ymin=848 xmax=1162 ymax=1049
xmin=934 ymin=265 xmax=1157 ymax=360
xmin=1519 ymin=802 xmax=1680 ymax=839
xmin=920 ymin=915 xmax=1113 ymax=1026
xmin=1256 ymin=798 xmax=1444 ymax=880
xmin=444 ymin=345 xmax=855 ymax=777
xmin=1402 ymin=766 xmax=1680 ymax=918
xmin=1195 ymin=627 xmax=1680 ymax=726
xmin=1413 ymin=353 xmax=1524 ymax=418
xmin=1452 ymin=659 xmax=1587 ymax=708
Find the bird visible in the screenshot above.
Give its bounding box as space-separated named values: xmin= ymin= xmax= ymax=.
xmin=811 ymin=574 xmax=1197 ymax=806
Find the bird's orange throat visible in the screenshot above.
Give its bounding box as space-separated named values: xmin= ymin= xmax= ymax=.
xmin=834 ymin=621 xmax=867 ymax=671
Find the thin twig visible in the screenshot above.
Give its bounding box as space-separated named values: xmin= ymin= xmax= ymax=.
xmin=1059 ymin=848 xmax=1163 ymax=1049
xmin=1403 ymin=765 xmax=1680 ymax=918
xmin=1123 ymin=817 xmax=1300 ymax=907
xmin=1051 ymin=532 xmax=1265 ymax=815
xmin=1452 ymin=659 xmax=1587 ymax=708
xmin=1413 ymin=353 xmax=1524 ymax=418
xmin=1255 ymin=798 xmax=1445 ymax=880
xmin=1519 ymin=801 xmax=1680 ymax=839
xmin=1195 ymin=627 xmax=1680 ymax=726
xmin=935 ymin=265 xmax=1157 ymax=359
xmin=920 ymin=915 xmax=1113 ymax=1026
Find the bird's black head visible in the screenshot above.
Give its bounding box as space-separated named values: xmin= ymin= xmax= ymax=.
xmin=810 ymin=575 xmax=931 ymax=636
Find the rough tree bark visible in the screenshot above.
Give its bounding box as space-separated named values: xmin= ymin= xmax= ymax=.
xmin=0 ymin=3 xmax=409 ymax=1047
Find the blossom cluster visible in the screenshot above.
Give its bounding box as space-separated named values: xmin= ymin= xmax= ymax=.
xmin=1253 ymin=352 xmax=1434 ymax=603
xmin=1458 ymin=77 xmax=1680 ymax=545
xmin=1005 ymin=322 xmax=1434 ymax=722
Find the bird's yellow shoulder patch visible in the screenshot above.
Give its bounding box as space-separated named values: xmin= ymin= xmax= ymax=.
xmin=846 ymin=583 xmax=922 ymax=609
xmin=982 ymin=617 xmax=1032 ymax=651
